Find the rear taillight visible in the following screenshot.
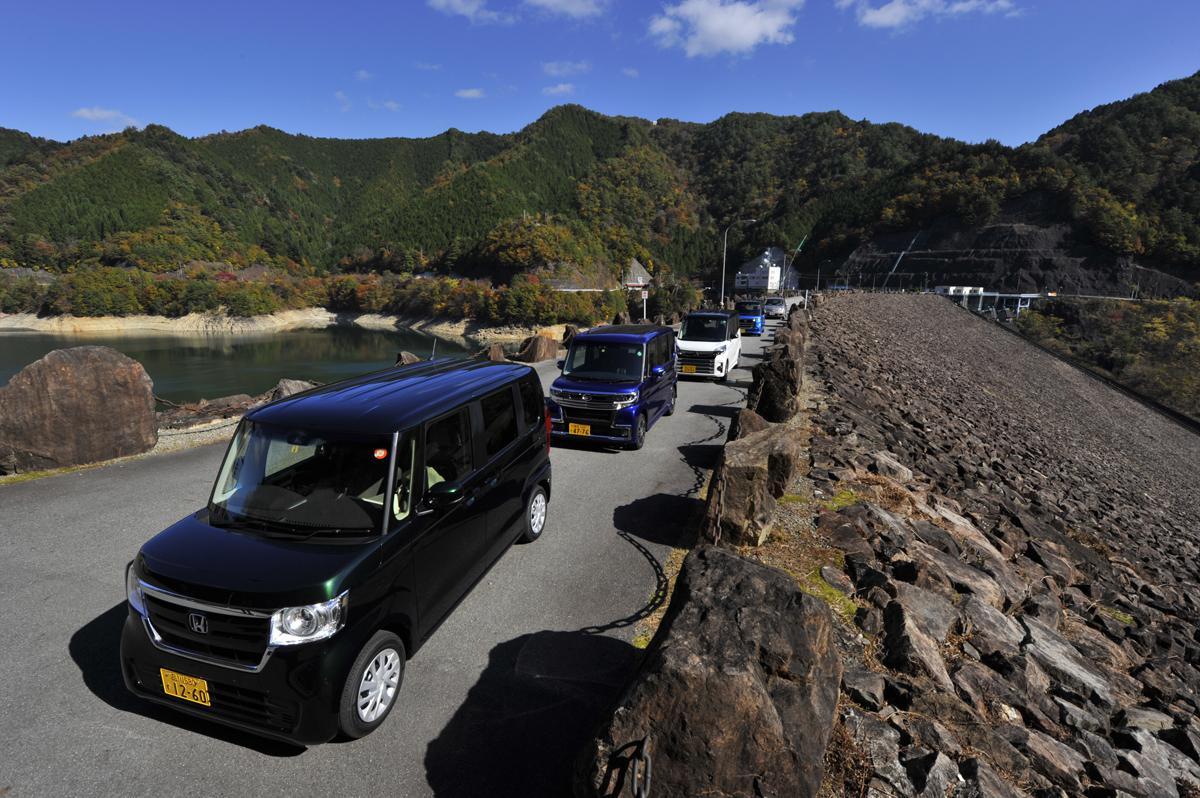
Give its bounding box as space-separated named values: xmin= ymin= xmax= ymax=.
xmin=543 ymin=403 xmax=552 ymax=455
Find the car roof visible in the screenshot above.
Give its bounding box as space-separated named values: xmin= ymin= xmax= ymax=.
xmin=246 ymin=357 xmax=534 ymax=434
xmin=686 ymin=310 xmax=737 ymax=319
xmin=575 ymin=324 xmax=674 ymax=344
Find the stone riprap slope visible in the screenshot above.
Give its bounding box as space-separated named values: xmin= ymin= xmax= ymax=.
xmin=808 ymin=293 xmax=1200 ymax=797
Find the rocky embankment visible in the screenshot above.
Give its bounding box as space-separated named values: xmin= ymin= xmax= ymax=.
xmin=809 ymin=293 xmax=1200 ymax=796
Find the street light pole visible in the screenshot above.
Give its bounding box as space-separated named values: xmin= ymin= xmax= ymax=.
xmin=720 ymin=218 xmax=756 ymax=306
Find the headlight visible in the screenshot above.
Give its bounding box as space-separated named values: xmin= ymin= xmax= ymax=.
xmin=270 ymin=592 xmax=348 ymax=646
xmin=126 ymin=561 xmax=146 ymax=616
xmin=613 ymin=392 xmax=639 ymax=408
xmin=714 ymin=344 xmax=726 ymax=354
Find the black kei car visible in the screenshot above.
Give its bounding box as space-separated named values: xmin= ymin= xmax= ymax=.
xmin=120 ymin=358 xmax=552 ymax=744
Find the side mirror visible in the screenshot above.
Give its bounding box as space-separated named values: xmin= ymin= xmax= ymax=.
xmin=556 ymin=359 xmax=565 ymax=370
xmin=424 ymin=481 xmax=463 ymax=510
xmin=651 ymin=364 xmax=666 ymax=377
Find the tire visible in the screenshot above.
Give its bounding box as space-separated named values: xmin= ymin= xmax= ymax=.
xmin=627 ymin=413 xmax=647 ymax=451
xmin=664 ymin=384 xmax=677 ymax=416
xmin=519 ymin=485 xmax=549 ymax=543
xmin=338 ymin=631 xmax=406 ymax=740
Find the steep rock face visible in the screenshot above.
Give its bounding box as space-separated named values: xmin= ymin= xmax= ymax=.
xmin=576 ymin=546 xmax=842 ymax=798
xmin=808 ymin=294 xmax=1200 ymax=796
xmin=842 ymin=216 xmax=1195 ymax=296
xmin=0 ymin=346 xmax=157 ymax=472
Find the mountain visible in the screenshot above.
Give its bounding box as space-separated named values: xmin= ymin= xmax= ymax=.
xmin=1 ymin=72 xmax=1198 ymax=293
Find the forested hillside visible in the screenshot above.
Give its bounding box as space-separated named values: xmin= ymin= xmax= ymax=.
xmin=1 ymin=71 xmax=1198 ymax=294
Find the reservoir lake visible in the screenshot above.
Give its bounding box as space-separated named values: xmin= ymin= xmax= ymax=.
xmin=0 ymin=327 xmax=468 ymax=404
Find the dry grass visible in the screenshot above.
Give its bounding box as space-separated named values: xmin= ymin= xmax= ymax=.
xmin=631 ymin=545 xmax=688 ymax=650
xmin=818 ymin=707 xmax=872 ymax=798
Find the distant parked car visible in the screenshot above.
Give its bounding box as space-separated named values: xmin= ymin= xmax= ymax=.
xmin=764 ymin=297 xmax=787 ymax=318
xmin=735 ymin=300 xmax=766 ymax=335
xmin=121 ymin=358 xmax=552 ymax=744
xmin=677 ymin=310 xmax=741 ymax=382
xmin=547 ymin=325 xmax=677 ymax=450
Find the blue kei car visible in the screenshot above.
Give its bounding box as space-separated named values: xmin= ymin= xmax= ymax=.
xmin=735 ymin=300 xmax=766 ymax=335
xmin=547 ymin=325 xmax=678 ymax=450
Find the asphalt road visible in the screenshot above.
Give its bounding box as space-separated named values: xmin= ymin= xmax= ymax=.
xmin=0 ymin=319 xmax=781 ymax=798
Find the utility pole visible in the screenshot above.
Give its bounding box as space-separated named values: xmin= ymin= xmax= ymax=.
xmin=719 ymin=218 xmax=756 ymax=306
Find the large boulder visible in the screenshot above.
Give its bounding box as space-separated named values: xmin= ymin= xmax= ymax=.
xmin=395 ymin=350 xmax=422 ymax=366
xmin=562 ymin=325 xmax=580 ymax=346
xmin=476 ymin=343 xmax=507 ymax=362
xmin=576 ymin=546 xmax=842 ymax=798
xmin=515 ymin=335 xmax=559 ymax=363
xmin=747 ymin=344 xmax=802 ymax=422
xmin=0 ymin=346 xmax=157 ymax=473
xmin=702 ymin=424 xmax=803 ymax=546
xmin=267 ymin=378 xmax=319 ymax=402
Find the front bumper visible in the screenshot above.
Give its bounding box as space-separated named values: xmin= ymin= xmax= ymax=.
xmin=547 ymin=398 xmax=637 ymax=444
xmin=120 ymin=606 xmax=367 ymax=745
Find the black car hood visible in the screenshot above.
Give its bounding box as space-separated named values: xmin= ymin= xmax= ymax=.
xmin=137 ymin=510 xmax=379 ymax=609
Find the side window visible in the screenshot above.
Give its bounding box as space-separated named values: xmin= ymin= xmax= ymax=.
xmin=728 ymin=318 xmax=737 ymax=340
xmin=424 ymin=409 xmax=472 ymax=487
xmin=518 ymin=375 xmax=543 ymax=429
xmin=480 ymin=387 xmax=519 ymax=458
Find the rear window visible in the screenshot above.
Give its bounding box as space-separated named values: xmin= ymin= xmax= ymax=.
xmin=480 ymin=387 xmax=519 ymax=458
xmin=518 ymin=374 xmax=543 ymax=429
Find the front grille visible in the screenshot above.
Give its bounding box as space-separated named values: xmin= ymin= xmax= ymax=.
xmin=678 ymin=351 xmax=718 ymax=374
xmin=145 ymin=592 xmax=271 ymax=669
xmin=130 ymin=661 xmax=299 ymax=734
xmin=563 ymin=405 xmax=617 ymax=424
xmin=738 ymin=318 xmax=759 ymax=329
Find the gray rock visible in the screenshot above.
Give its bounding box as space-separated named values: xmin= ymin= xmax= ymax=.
xmin=958 ymin=758 xmax=1032 ymax=798
xmin=1021 ymin=617 xmax=1116 ymax=708
xmin=576 ymin=546 xmax=842 ymax=798
xmin=1116 ymin=706 xmax=1175 ymax=733
xmin=843 ymin=708 xmax=914 ymax=797
xmin=881 ymin=601 xmax=954 ymax=692
xmin=960 ymin=595 xmax=1025 ymax=657
xmin=268 ymin=378 xmax=319 ymax=401
xmin=842 ymin=667 xmax=886 ymax=711
xmin=872 ymin=450 xmax=914 ymax=482
xmin=893 ymin=582 xmax=959 ymax=643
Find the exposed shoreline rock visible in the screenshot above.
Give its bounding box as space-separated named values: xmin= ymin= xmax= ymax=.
xmin=0 ymin=308 xmax=565 ymax=351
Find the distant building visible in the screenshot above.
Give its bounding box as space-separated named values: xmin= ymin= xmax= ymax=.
xmin=623 ymin=258 xmax=652 ymax=289
xmin=735 ymin=248 xmax=784 ymax=293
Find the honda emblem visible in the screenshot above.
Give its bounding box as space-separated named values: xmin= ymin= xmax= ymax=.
xmin=187 ymin=612 xmax=209 ymax=635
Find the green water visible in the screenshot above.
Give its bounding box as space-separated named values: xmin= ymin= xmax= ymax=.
xmin=0 ymin=327 xmax=467 ymax=403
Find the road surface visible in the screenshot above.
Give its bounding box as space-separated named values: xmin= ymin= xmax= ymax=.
xmin=0 ymin=319 xmax=779 ymax=797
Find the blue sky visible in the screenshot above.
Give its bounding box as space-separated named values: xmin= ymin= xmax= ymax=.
xmin=2 ymin=0 xmax=1198 ymax=145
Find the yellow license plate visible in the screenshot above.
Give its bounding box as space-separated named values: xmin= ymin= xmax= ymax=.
xmin=681 ymin=364 xmax=697 ymax=374
xmin=568 ymin=422 xmax=591 ymax=436
xmin=160 ymin=668 xmax=212 ymax=707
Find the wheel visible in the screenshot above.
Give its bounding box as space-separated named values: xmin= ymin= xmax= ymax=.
xmin=664 ymin=385 xmax=677 ymax=416
xmin=627 ymin=413 xmax=647 ymax=451
xmin=338 ymin=631 xmax=406 ymax=739
xmin=519 ymin=485 xmax=549 ymax=543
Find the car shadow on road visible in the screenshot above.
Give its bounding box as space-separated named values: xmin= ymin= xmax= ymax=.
xmin=69 ymin=603 xmax=303 ymax=757
xmin=424 ymin=630 xmax=638 ymax=798
xmin=686 ymin=402 xmax=740 ymax=419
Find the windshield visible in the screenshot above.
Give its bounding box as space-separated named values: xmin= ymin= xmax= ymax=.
xmin=680 ymin=316 xmax=728 ymax=342
xmin=736 ymin=302 xmax=763 ymax=314
xmin=766 ymin=299 xmax=785 ymax=307
xmin=209 ymin=421 xmax=410 ymax=537
xmin=563 ymin=340 xmax=644 ymax=382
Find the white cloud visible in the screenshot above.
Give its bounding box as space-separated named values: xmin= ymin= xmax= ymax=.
xmin=71 ymin=106 xmax=139 ymax=129
xmin=427 ymin=0 xmax=512 ymax=23
xmin=649 ymin=0 xmax=806 ymax=57
xmin=354 ymin=69 xmax=373 ymax=81
xmin=334 ymin=90 xmax=352 ymax=112
xmin=542 ymin=60 xmax=591 ymax=77
xmin=368 ymin=98 xmax=402 ymax=111
xmin=622 ymin=67 xmax=640 ymax=78
xmin=542 ymin=82 xmax=576 ymax=96
xmin=524 ymin=0 xmax=606 ymax=17
xmin=415 ymin=61 xmax=443 ymax=71
xmin=837 ymin=0 xmax=1018 ymax=28
xmin=455 ymin=87 xmax=486 ymax=99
